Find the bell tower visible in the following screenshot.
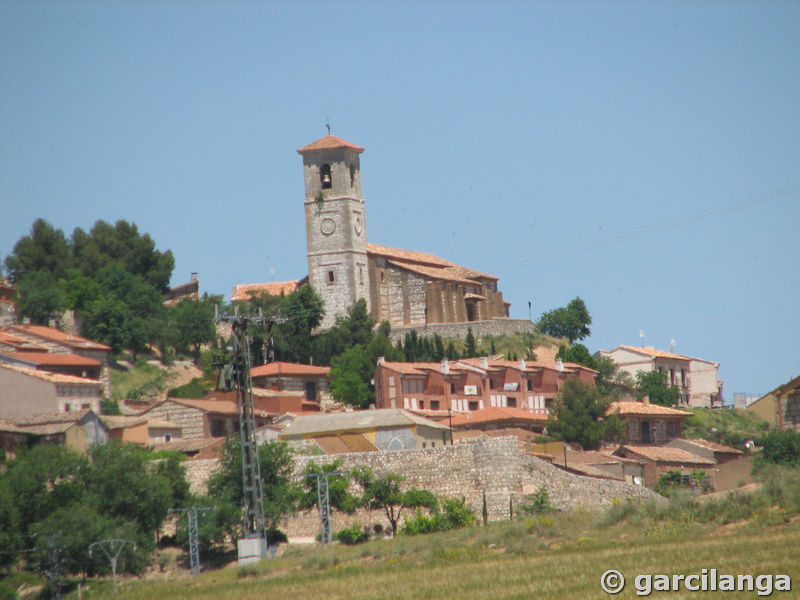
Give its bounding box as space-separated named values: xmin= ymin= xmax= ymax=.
xmin=298 ymin=134 xmax=370 ymax=329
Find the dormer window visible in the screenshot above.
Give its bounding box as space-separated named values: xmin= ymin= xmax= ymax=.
xmin=320 ymin=164 xmax=332 ymax=189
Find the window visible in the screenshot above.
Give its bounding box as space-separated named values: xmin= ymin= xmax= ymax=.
xmin=489 ymin=379 xmax=496 ymax=389
xmin=64 ymin=403 xmax=71 ymax=412
xmin=431 ymin=400 xmax=440 ymax=410
xmin=506 ymin=397 xmax=516 ymax=408
xmin=164 ymin=434 xmax=172 ymax=443
xmin=418 ymin=400 xmax=425 ymax=410
xmin=527 ymin=379 xmax=532 ymax=391
xmin=320 ymin=164 xmax=332 ymax=189
xmin=667 ymin=422 xmax=677 ymax=438
xmin=468 ymin=401 xmax=479 ymax=411
xmin=327 ymin=270 xmax=335 ymax=283
xmin=210 ymin=419 xmax=225 ymax=437
xmin=349 ymin=163 xmax=355 ymax=187
xmin=305 ymin=381 xmax=317 ymax=400
xmin=450 ymin=383 xmax=456 ymax=393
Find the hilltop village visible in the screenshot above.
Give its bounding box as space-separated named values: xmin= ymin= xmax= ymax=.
xmin=1 ymin=134 xmax=797 ymax=583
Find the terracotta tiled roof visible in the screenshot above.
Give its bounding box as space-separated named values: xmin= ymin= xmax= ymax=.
xmin=251 ymin=362 xmax=331 ymax=378
xmin=0 ymin=420 xmax=34 ymax=434
xmin=151 ymin=437 xmax=224 ymax=454
xmin=0 ymin=363 xmax=104 ymax=386
xmin=607 ymin=401 xmax=692 ymax=418
xmin=385 ymin=260 xmax=477 ymax=285
xmin=0 ymin=352 xmax=102 ymax=367
xmin=297 ymin=135 xmax=365 ymax=154
xmin=620 ymin=445 xmax=715 ymax=465
xmin=280 ymin=408 xmax=448 ymax=437
xmin=678 ymin=438 xmax=743 ymax=454
xmin=145 ymin=398 xmax=241 ymax=415
xmin=14 ymin=409 xmax=93 ymax=425
xmin=231 ymin=280 xmax=301 ymax=302
xmin=147 ymin=418 xmax=182 ymax=430
xmin=100 ymin=415 xmax=148 ymax=429
xmin=9 ymin=325 xmax=110 ymax=351
xmin=616 ymin=345 xmax=691 ymax=361
xmin=0 ymin=332 xmax=47 ymax=352
xmin=367 ymin=243 xmax=499 ymax=283
xmin=449 ymin=407 xmax=549 ymax=427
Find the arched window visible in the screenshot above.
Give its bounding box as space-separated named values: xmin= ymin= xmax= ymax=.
xmin=320 ymin=164 xmax=332 ymax=189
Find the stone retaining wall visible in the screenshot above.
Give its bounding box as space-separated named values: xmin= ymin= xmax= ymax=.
xmin=184 ymin=436 xmax=659 ymax=539
xmin=388 ymin=318 xmax=537 ymax=343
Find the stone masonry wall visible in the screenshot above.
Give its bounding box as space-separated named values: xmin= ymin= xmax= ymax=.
xmin=184 ymin=436 xmax=660 ymax=540
xmin=389 ymin=318 xmax=537 ymax=343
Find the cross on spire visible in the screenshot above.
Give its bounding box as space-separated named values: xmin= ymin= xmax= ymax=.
xmin=325 ymin=118 xmax=331 ymax=135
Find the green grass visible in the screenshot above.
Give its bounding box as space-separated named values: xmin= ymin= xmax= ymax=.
xmin=72 ymin=485 xmax=800 ymax=599
xmin=110 ymin=362 xmax=169 ymax=402
xmin=682 ymin=406 xmax=770 ymax=448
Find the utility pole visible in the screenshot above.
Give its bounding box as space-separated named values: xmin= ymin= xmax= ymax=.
xmin=305 ymin=471 xmax=348 ymax=545
xmin=169 ymin=507 xmax=212 ymax=576
xmin=215 ymin=306 xmax=270 ymax=564
xmin=35 ymin=531 xmax=64 ymax=600
xmin=88 ymin=539 xmax=136 ymax=594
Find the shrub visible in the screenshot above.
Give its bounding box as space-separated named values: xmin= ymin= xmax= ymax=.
xmin=335 ymin=523 xmax=370 ymax=545
xmin=520 ymin=486 xmax=553 ymax=515
xmin=0 ymin=581 xmax=17 ymax=600
xmin=401 ymin=497 xmax=475 ymax=535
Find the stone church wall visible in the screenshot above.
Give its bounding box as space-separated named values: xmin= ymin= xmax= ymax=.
xmin=388 ymin=318 xmax=537 ymax=343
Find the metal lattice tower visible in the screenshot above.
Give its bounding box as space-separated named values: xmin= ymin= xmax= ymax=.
xmin=169 ymin=507 xmax=211 ymax=576
xmin=215 ymin=309 xmax=269 ymax=544
xmin=307 ymin=472 xmax=347 ymax=545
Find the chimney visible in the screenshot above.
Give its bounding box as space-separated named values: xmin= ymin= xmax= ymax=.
xmin=517 ymin=358 xmax=526 ymax=370
xmin=555 ymin=359 xmax=564 ymax=372
xmin=642 ymin=395 xmax=650 ymax=405
xmin=441 ymin=359 xmax=450 ymax=374
xmin=480 ymin=357 xmax=489 ymax=369
xmin=377 ymin=356 xmax=385 ymax=364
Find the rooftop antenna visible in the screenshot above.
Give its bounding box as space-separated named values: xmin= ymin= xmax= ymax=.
xmin=639 ymin=329 xmax=645 ymax=348
xmin=326 ymin=117 xmax=331 ymax=135
xmin=670 ymin=339 xmax=676 ymax=353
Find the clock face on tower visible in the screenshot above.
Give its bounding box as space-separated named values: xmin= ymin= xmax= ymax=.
xmin=353 ymin=215 xmax=363 ymax=236
xmin=320 ymin=218 xmax=336 ymax=236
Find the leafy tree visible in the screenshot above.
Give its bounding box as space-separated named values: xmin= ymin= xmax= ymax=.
xmin=207 ymin=437 xmax=301 ymax=540
xmin=328 ymin=345 xmax=373 ymax=408
xmin=352 ymin=467 xmax=438 ymax=536
xmin=300 ymin=460 xmax=358 ymax=514
xmin=312 ymin=299 xmax=375 ymax=365
xmin=548 ymin=378 xmax=612 ymax=450
xmin=0 ymin=478 xmax=22 ymax=569
xmin=555 ymin=343 xmax=596 ymax=369
xmin=537 ymin=297 xmax=592 ymax=343
xmin=464 ymin=328 xmax=477 ymax=358
xmin=273 ymin=286 xmax=324 ymax=364
xmin=173 ymin=298 xmax=216 ymax=356
xmin=760 ymin=430 xmax=800 ymax=467
xmin=635 ymin=370 xmax=680 ymax=407
xmin=4 ymin=218 xmax=72 ymax=282
xmin=15 ymin=270 xmax=66 ymax=325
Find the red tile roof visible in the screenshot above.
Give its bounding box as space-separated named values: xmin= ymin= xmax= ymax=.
xmin=251 ymin=362 xmax=331 ymax=378
xmin=9 ymin=325 xmax=110 ymax=351
xmin=0 ymin=331 xmax=48 ymax=352
xmin=616 ymin=345 xmax=691 ymax=361
xmin=678 ymin=438 xmax=743 ymax=454
xmin=607 ymin=401 xmax=692 ymax=418
xmin=449 ymin=407 xmax=549 ymax=427
xmin=367 ymin=243 xmax=499 ymax=282
xmin=620 ymin=445 xmax=715 ymax=465
xmin=231 ymin=280 xmax=301 ymax=302
xmin=0 ymin=363 xmax=104 ymax=386
xmin=0 ymin=352 xmax=102 ymax=367
xmin=297 ymin=135 xmax=365 ymax=154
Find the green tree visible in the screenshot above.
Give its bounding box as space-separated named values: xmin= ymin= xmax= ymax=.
xmin=4 ymin=218 xmax=72 ymax=282
xmin=760 ymin=430 xmax=800 ymax=467
xmin=464 ymin=328 xmax=477 ymax=358
xmin=15 ymin=270 xmax=66 ymax=325
xmin=173 ymin=298 xmax=216 ymax=356
xmin=300 ymin=460 xmax=358 ymax=514
xmin=549 ymin=378 xmax=612 ymax=450
xmin=555 ymin=343 xmax=596 ymax=369
xmin=0 ymin=478 xmax=22 ymax=569
xmin=537 ymin=297 xmax=592 ymax=343
xmin=635 ymin=370 xmax=681 ymax=406
xmin=352 ymin=467 xmax=438 ymax=536
xmin=328 ymin=345 xmax=374 ymax=408
xmin=207 ymin=438 xmax=301 ymax=540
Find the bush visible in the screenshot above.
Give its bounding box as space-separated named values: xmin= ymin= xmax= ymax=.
xmin=168 ymin=377 xmax=212 ymax=399
xmin=335 ymin=523 xmax=370 ymax=545
xmin=520 ymin=486 xmax=553 ymax=515
xmin=759 ymin=430 xmax=800 ymax=467
xmin=0 ymin=581 xmax=17 ymax=600
xmin=401 ymin=497 xmax=475 ymax=535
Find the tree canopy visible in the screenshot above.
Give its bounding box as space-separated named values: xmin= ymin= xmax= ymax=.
xmin=548 ymin=378 xmax=622 ymax=449
xmin=635 ymin=370 xmax=681 ymax=406
xmin=537 ymin=297 xmax=592 ymax=343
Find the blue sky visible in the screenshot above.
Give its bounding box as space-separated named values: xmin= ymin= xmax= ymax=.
xmin=2 ymin=1 xmax=798 ymax=399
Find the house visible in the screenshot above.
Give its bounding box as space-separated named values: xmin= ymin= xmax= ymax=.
xmin=13 ymin=410 xmax=109 ymax=454
xmin=164 ymin=273 xmax=200 ymax=306
xmin=552 ymin=450 xmax=646 ymax=484
xmin=100 ymin=415 xmax=183 ymax=446
xmin=0 ymin=420 xmax=34 ymax=458
xmin=3 ymin=324 xmax=112 ymax=397
xmin=746 ymin=375 xmax=800 ymax=432
xmin=0 ymin=331 xmax=47 ymax=353
xmin=249 ymin=361 xmax=331 ymax=405
xmin=606 ymin=400 xmax=692 ymax=445
xmin=612 ymin=444 xmax=716 ymax=488
xmin=374 ymin=357 xmax=597 ymax=416
xmin=0 ymin=279 xmax=15 ymax=326
xmin=232 ymin=134 xmax=516 ymax=332
xmin=598 ymin=345 xmax=723 ymax=407
xmin=666 ymin=438 xmax=754 ymax=492
xmin=231 ymin=280 xmax=304 ymax=303
xmin=0 ymin=363 xmax=104 ymax=419
xmin=448 ymin=406 xmax=549 ymax=435
xmin=138 ymin=397 xmax=271 ymax=440
xmin=0 ymin=351 xmax=103 ymax=380
xmin=201 ymin=387 xmax=318 ymax=416
xmin=278 ymin=408 xmax=450 ymax=453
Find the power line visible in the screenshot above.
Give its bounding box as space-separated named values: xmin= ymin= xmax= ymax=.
xmin=480 ymin=184 xmax=799 ymax=274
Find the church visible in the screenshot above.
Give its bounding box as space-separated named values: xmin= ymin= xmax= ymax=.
xmin=232 ymin=134 xmax=512 ymax=331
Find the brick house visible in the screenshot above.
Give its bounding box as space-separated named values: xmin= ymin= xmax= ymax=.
xmin=139 ymin=397 xmax=270 ymax=440
xmin=606 ymin=400 xmax=692 ymax=445
xmin=374 ymin=357 xmax=597 ymax=416
xmin=598 ymin=345 xmax=723 ymax=407
xmin=746 ymin=374 xmax=800 ymax=432
xmin=250 ymin=361 xmax=331 ymax=405
xmin=612 ymin=444 xmax=716 ymax=488
xmin=3 ymin=325 xmax=112 ymax=398
xmin=0 ymin=363 xmax=104 ymax=419
xmin=666 ymin=438 xmax=754 ymax=492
